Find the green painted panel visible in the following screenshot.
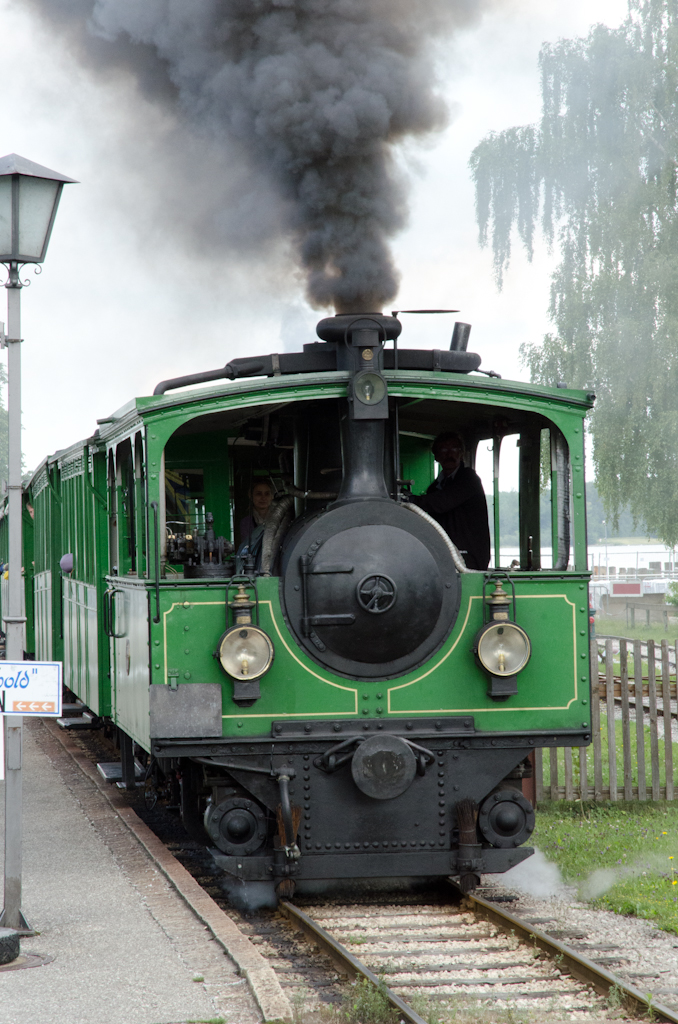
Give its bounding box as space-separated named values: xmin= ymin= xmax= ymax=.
xmin=153 ymin=580 xmax=357 ymax=723
xmin=388 ymin=586 xmax=583 ymax=727
xmin=28 ymin=463 xmax=63 ymax=663
xmin=0 ymin=499 xmax=36 ymax=655
xmin=165 ymin=429 xmax=231 ymax=541
xmin=147 ymin=574 xmax=591 ymax=740
xmin=399 ymin=434 xmax=435 ymax=494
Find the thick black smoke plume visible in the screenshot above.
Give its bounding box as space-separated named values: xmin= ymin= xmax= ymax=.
xmin=27 ymin=0 xmax=485 ymax=311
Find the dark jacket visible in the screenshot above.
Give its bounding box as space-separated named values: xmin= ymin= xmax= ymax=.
xmin=411 ymin=466 xmax=490 ymax=570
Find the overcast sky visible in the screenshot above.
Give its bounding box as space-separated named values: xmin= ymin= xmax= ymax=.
xmin=0 ymin=0 xmax=627 ymax=472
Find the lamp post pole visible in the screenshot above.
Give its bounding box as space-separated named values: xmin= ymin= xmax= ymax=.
xmin=0 ymin=154 xmax=76 ymax=934
xmin=1 ymin=261 xmax=28 ymax=931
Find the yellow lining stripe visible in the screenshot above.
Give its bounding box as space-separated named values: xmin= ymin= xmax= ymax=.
xmin=387 ymin=594 xmax=579 ymax=713
xmin=161 ymin=598 xmax=358 ymax=719
xmin=161 ymin=593 xmax=580 ymax=721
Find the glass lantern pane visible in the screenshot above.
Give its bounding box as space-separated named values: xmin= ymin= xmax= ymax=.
xmin=17 ymin=176 xmax=60 ymax=260
xmin=0 ymin=177 xmax=12 ymax=258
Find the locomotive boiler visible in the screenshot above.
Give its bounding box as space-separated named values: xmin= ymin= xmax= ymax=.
xmin=16 ymin=309 xmax=594 ymax=903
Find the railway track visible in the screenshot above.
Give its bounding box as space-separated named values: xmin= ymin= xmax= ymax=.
xmin=272 ymin=892 xmax=678 ymax=1023
xmin=47 ymin=717 xmax=678 ymax=1023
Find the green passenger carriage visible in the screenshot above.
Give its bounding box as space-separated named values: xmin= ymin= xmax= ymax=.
xmin=0 ymin=484 xmax=35 ymax=660
xmin=20 ymin=312 xmax=594 ymax=902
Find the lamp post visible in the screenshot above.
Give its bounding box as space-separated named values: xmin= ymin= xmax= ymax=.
xmin=0 ymin=154 xmax=75 ymax=932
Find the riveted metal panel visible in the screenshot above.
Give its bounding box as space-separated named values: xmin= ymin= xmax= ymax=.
xmin=149 ymin=682 xmax=223 ymax=739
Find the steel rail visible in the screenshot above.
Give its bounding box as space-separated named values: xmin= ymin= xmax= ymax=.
xmin=278 ymin=901 xmax=429 ymax=1024
xmin=283 ymin=889 xmax=678 ymax=1023
xmin=462 ymin=887 xmax=678 ymax=1023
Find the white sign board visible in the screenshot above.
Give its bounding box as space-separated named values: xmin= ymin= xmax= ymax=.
xmin=0 ymin=662 xmax=62 ymax=717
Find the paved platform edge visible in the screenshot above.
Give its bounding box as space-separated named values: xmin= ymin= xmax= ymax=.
xmin=42 ymin=719 xmax=292 ymax=1023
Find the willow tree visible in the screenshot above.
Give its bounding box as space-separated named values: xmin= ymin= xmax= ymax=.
xmin=470 ymin=0 xmax=678 ymax=546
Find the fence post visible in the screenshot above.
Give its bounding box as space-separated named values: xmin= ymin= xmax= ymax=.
xmin=550 ymin=747 xmax=559 ymax=801
xmin=634 ymin=639 xmax=647 ymax=801
xmin=564 ymin=746 xmax=574 ymax=800
xmin=606 ymin=637 xmax=618 ymax=801
xmin=620 ymin=639 xmax=633 ymax=800
xmin=534 ymin=747 xmax=543 ymax=803
xmin=592 ymin=637 xmax=603 ymax=801
xmin=579 ymin=746 xmax=588 ymax=801
xmin=661 ymin=639 xmax=674 ymax=801
xmin=648 ymin=639 xmax=661 ymax=800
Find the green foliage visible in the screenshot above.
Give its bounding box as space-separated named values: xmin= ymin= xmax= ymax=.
xmin=407 ymin=994 xmax=532 ymax=1024
xmin=667 ymin=582 xmax=678 ymax=606
xmin=342 ymin=978 xmax=396 ymax=1024
xmin=488 ymin=482 xmax=644 ymax=547
xmin=534 ymin=801 xmax=678 ymax=933
xmin=470 ymin=0 xmax=678 ymax=547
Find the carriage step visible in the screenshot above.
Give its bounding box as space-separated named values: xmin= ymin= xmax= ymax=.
xmin=97 ymin=760 xmax=145 ymax=783
xmin=61 ymin=702 xmax=86 ymax=717
xmin=56 ymin=715 xmax=94 ymax=729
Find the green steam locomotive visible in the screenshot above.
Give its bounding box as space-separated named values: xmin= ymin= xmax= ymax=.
xmin=7 ymin=312 xmax=593 ymax=902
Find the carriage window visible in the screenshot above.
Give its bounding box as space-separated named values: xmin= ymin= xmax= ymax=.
xmin=162 ymin=429 xmax=232 ymax=577
xmin=491 ymin=426 xmax=571 ymax=571
xmin=166 ymin=469 xmax=206 ymax=535
xmin=157 ymin=399 xmax=577 ymax=579
xmin=460 ymin=423 xmax=571 ymax=572
xmin=116 ymin=440 xmax=136 ymax=575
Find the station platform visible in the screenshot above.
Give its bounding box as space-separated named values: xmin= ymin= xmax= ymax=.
xmin=0 ymin=719 xmax=263 ymax=1024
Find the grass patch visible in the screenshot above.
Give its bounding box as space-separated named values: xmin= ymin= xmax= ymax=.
xmin=333 ymin=984 xmax=537 ymax=1024
xmin=342 ymin=978 xmax=397 ymax=1024
xmin=533 ymin=801 xmax=678 ymax=933
xmin=306 ymin=979 xmax=540 ymax=1024
xmin=408 ymin=993 xmax=535 ymax=1023
xmin=595 ymin=617 xmax=678 ymax=643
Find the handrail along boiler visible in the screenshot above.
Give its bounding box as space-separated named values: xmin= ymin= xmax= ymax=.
xmin=14 ymin=311 xmax=593 ymax=901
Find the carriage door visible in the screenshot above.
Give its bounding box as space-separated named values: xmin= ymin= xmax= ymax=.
xmin=108 ymin=437 xmax=150 ymax=742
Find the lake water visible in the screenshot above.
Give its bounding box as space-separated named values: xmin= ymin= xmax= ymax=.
xmin=497 ymin=542 xmax=677 ymax=574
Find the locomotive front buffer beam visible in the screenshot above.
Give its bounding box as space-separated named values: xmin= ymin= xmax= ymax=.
xmin=152 ymin=719 xmax=590 ymax=897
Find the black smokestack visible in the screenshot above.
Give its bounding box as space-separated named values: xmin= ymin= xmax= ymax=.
xmin=26 ymin=0 xmax=487 ymax=311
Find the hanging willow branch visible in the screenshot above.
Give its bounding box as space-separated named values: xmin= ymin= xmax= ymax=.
xmin=470 ymin=0 xmax=678 ymax=547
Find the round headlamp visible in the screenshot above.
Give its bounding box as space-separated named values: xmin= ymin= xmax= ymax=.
xmin=476 ymin=621 xmax=531 ymax=677
xmin=217 ymin=625 xmax=274 ymax=680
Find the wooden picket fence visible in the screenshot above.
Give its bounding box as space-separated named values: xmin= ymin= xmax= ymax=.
xmin=535 ymin=636 xmax=677 ymax=802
